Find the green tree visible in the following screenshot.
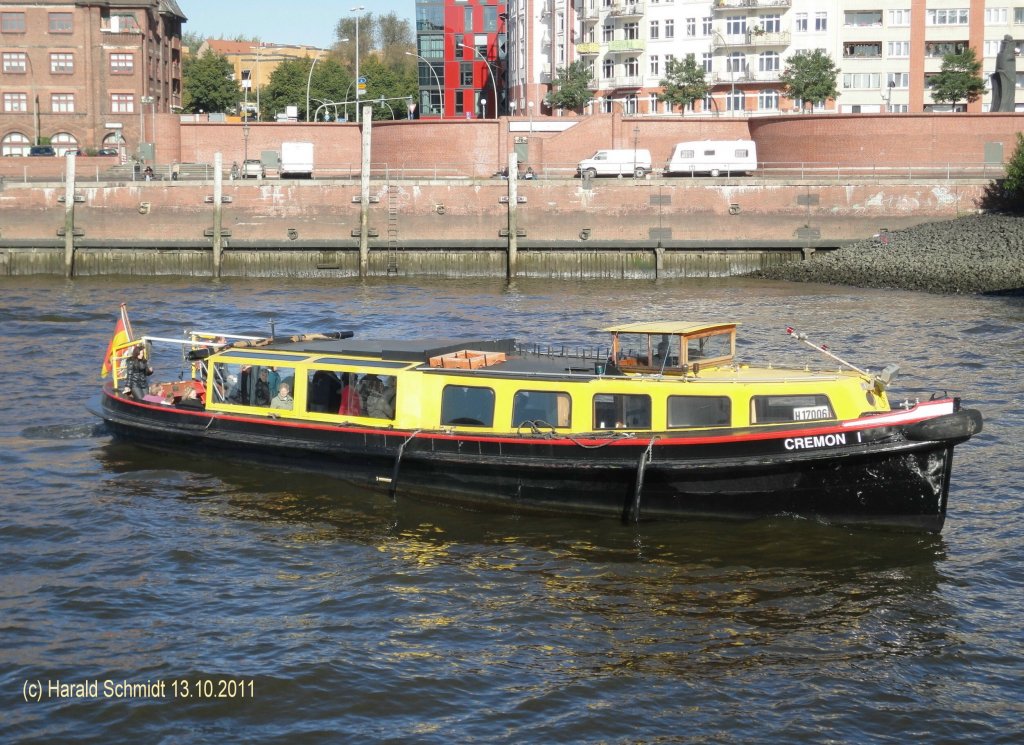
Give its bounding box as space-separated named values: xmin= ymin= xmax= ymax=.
xmin=657 ymin=55 xmax=709 ymax=114
xmin=545 ymin=60 xmax=593 ymax=112
xmin=779 ymin=49 xmax=840 ymax=112
xmin=260 ymin=57 xmax=353 ymax=122
xmin=358 ymin=56 xmax=417 ymax=120
xmin=930 ymin=47 xmax=987 ymax=109
xmin=1001 ymin=131 xmax=1024 ymax=203
xmin=182 ymin=49 xmax=241 ymax=114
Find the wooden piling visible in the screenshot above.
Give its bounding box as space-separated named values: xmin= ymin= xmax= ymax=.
xmin=63 ymin=153 xmax=76 ymax=278
xmin=359 ymin=105 xmax=371 ymax=277
xmin=507 ymin=151 xmax=518 ymax=282
xmin=213 ymin=152 xmax=223 ymax=277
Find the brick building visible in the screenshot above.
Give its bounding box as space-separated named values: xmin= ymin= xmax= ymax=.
xmin=414 ymin=0 xmax=509 ymax=118
xmin=0 ymin=0 xmax=184 ymax=158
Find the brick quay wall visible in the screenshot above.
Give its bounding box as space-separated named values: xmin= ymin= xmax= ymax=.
xmin=0 ymin=175 xmax=991 ymax=278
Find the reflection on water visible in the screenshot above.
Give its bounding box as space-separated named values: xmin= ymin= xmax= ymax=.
xmin=1 ymin=276 xmax=1022 ymax=742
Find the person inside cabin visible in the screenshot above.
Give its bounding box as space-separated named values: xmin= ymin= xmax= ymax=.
xmin=338 ymin=373 xmax=362 ymax=416
xmin=122 ymin=344 xmax=153 ymax=400
xmin=381 ymin=376 xmax=397 ymax=419
xmin=309 ymin=369 xmax=341 ymax=412
xmin=271 ymin=382 xmax=293 ymax=410
xmin=364 ymin=375 xmax=390 ymax=419
xmin=254 ymin=368 xmax=272 ymax=407
xmin=358 ymin=374 xmax=380 ymax=410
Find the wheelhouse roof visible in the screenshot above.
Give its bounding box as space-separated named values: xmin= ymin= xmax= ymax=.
xmin=602 ymin=322 xmax=737 ymax=336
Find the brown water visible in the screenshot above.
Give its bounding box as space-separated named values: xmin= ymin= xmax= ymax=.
xmin=2 ymin=276 xmax=1022 ymax=742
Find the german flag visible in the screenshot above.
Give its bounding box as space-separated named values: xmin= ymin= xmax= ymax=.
xmin=100 ymin=304 xmax=133 ymax=379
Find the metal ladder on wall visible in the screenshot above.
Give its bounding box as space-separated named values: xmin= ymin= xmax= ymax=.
xmin=385 ymin=183 xmax=399 ymax=276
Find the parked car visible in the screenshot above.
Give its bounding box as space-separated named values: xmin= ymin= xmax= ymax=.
xmin=29 ymin=146 xmax=56 ymax=156
xmin=242 ymin=158 xmax=265 ymax=178
xmin=97 ymin=148 xmax=118 ymax=156
xmin=576 ymin=149 xmax=652 ymax=178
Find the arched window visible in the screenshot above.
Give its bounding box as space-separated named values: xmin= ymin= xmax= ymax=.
xmin=624 ymin=57 xmax=639 ymax=77
xmin=759 ymin=52 xmax=780 ymax=73
xmin=1 ymin=131 xmax=30 ymax=156
xmin=102 ymin=132 xmax=121 ymax=148
xmin=51 ymin=131 xmax=78 ymax=155
xmin=727 ymin=89 xmax=745 ymax=112
xmin=727 ymin=52 xmax=746 ymax=74
xmin=758 ymin=89 xmax=779 ymax=110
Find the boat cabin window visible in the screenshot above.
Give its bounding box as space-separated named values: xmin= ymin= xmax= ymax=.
xmin=441 ymin=385 xmax=495 ymax=427
xmin=686 ymin=332 xmax=731 ymax=365
xmin=212 ymin=362 xmax=295 ymax=408
xmin=594 ymin=393 xmax=651 ymax=430
xmin=512 ymin=390 xmax=571 ymax=428
xmin=751 ymin=394 xmax=835 ymax=424
xmin=667 ymin=395 xmax=731 ymax=428
xmin=613 ymin=333 xmax=679 ymax=369
xmin=307 ymin=369 xmax=398 ymax=420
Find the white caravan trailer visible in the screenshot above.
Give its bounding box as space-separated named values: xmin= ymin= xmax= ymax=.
xmin=664 ymin=140 xmax=757 ymax=177
xmin=577 ymin=149 xmax=653 ymax=178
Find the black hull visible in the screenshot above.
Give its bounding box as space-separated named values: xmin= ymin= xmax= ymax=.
xmin=96 ymin=391 xmax=979 ymax=532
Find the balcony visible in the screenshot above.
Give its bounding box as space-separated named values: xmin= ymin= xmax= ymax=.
xmin=609 ymin=2 xmax=644 ymax=17
xmin=576 ymin=42 xmax=601 ymax=55
xmin=607 ymin=38 xmax=646 ymax=53
xmin=577 ymin=5 xmax=600 ymax=22
xmin=712 ymin=30 xmax=790 ymax=49
xmin=712 ymin=0 xmax=792 ymax=13
xmin=608 ymin=75 xmax=642 ymax=88
xmin=587 ymin=78 xmax=602 ymax=90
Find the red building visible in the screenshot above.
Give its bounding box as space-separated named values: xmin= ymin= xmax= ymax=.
xmin=414 ymin=0 xmax=507 ymax=119
xmin=0 ymin=0 xmax=184 ymax=158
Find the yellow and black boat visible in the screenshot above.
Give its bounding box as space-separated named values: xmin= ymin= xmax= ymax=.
xmin=95 ymin=310 xmax=982 ymax=531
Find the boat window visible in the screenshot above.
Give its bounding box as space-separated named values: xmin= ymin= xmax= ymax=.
xmin=211 ymin=363 xmax=295 ymax=408
xmin=512 ymin=390 xmax=571 ymax=428
xmin=667 ymin=395 xmax=731 ymax=428
xmin=615 ymin=333 xmax=650 ymax=366
xmin=593 ymin=393 xmax=651 ymax=430
xmin=441 ymin=385 xmax=495 ymax=427
xmin=687 ymin=332 xmax=731 ymax=362
xmin=307 ymin=369 xmax=342 ymax=413
xmin=751 ymin=394 xmax=835 ymax=424
xmin=360 ymin=374 xmax=397 ymax=420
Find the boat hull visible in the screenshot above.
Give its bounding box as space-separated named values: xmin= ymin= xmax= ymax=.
xmin=97 ymin=389 xmax=980 ymax=532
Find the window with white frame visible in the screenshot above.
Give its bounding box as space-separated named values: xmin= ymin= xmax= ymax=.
xmin=726 ymin=16 xmax=746 ymax=36
xmin=888 ymin=41 xmax=910 ymax=57
xmin=927 ymin=8 xmax=969 ymax=25
xmin=795 ymin=13 xmax=808 ymax=32
xmin=727 ymin=89 xmax=744 ymax=111
xmin=727 ymin=52 xmax=746 ymax=73
xmin=762 ymin=15 xmax=781 ymax=33
xmin=110 ymin=52 xmax=134 ymax=74
xmin=3 ymin=91 xmax=27 ymax=112
xmin=1 ymin=131 xmax=30 ymax=156
xmin=603 ymin=24 xmax=613 ymax=42
xmin=702 ymin=17 xmax=713 ymax=36
xmin=110 ymin=93 xmax=134 ymax=112
xmin=625 ymin=57 xmax=639 ymax=76
xmin=687 ymin=18 xmax=696 ymax=36
xmin=702 ymin=52 xmax=712 ymax=73
xmin=48 ymin=12 xmax=72 ymax=33
xmin=603 ymin=58 xmax=614 ymax=78
xmin=666 ymin=19 xmax=675 ymax=38
xmin=1016 ymin=8 xmax=1024 ymax=24
xmin=51 ymin=93 xmax=74 ymax=112
xmin=650 ymin=55 xmax=659 ymax=75
xmin=889 ymin=9 xmax=911 ymax=26
xmin=985 ymin=8 xmax=1008 ymax=24
xmin=2 ymin=51 xmax=27 ymax=73
xmin=843 ymin=72 xmax=881 ymax=89
xmin=887 ymin=72 xmax=909 ymax=88
xmin=51 ymin=132 xmax=78 ymax=155
xmin=844 ymin=10 xmax=882 ymax=27
xmin=759 ymin=51 xmax=779 ymax=72
xmin=624 ymin=22 xmax=639 ymax=40
xmin=50 ymin=52 xmax=74 ymax=74
xmin=815 ymin=12 xmax=828 ymax=31
xmin=649 ymin=20 xmax=659 ymax=39
xmin=758 ymin=89 xmax=779 ymax=110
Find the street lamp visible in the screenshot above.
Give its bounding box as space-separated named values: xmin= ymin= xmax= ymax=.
xmin=243 ymin=120 xmax=250 ymax=162
xmin=480 ymin=97 xmax=487 ymax=119
xmin=306 ymin=41 xmax=347 ymax=122
xmin=140 ymin=95 xmax=154 ymax=160
xmin=351 ymin=6 xmax=364 ymax=123
xmin=405 ymin=51 xmax=444 ymax=119
xmin=459 ymin=42 xmax=499 ymax=119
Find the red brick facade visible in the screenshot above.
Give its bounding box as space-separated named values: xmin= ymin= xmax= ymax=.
xmin=0 ymin=0 xmax=184 ymax=159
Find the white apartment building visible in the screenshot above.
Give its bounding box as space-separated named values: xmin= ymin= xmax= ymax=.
xmin=505 ymin=0 xmax=1024 ymax=115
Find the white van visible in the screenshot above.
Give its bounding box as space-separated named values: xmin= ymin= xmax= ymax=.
xmin=577 ymin=149 xmax=652 ymax=178
xmin=664 ymin=140 xmax=757 ymax=177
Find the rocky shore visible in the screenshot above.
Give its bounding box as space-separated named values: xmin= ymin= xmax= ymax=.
xmin=756 ymin=213 xmax=1024 ymax=294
